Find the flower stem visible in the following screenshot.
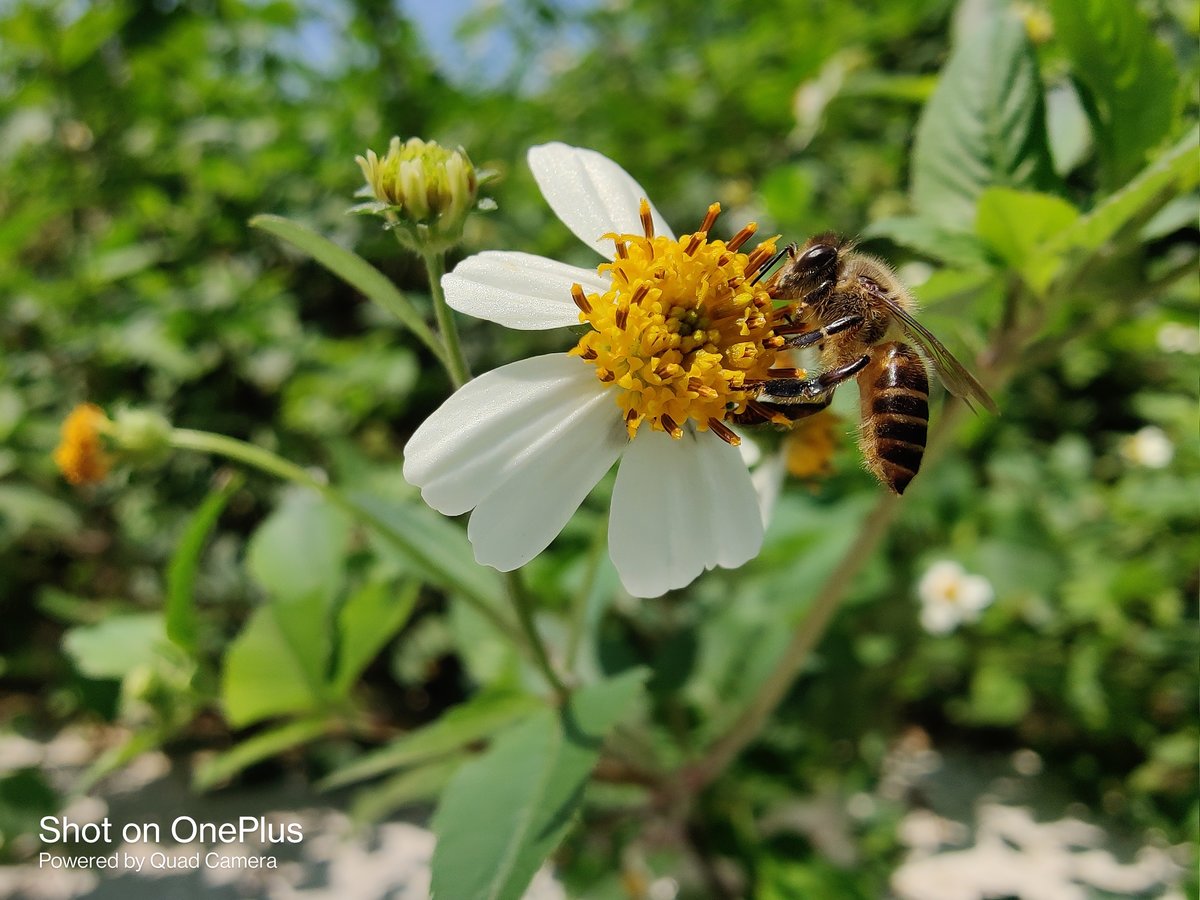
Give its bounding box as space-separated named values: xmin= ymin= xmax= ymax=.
xmin=685 ymin=491 xmax=900 ymax=789
xmin=505 ymin=571 xmax=570 ymax=701
xmin=566 ymin=515 xmax=608 ymax=672
xmin=167 ymin=428 xmax=523 ymax=645
xmin=421 ymin=250 xmax=471 ymax=389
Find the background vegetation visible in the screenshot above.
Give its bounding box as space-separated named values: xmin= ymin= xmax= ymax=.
xmin=1 ymin=0 xmax=1196 ymax=896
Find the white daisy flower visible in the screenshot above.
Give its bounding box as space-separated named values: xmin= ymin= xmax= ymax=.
xmin=916 ymin=560 xmax=994 ymax=635
xmin=1119 ymin=425 xmax=1175 ymax=469
xmin=403 ymin=143 xmax=797 ymax=597
xmin=1155 ymin=321 xmax=1200 ymax=354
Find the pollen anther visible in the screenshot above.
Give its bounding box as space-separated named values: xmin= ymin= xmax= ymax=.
xmin=639 ymin=199 xmax=654 ymax=238
xmin=708 ymin=418 xmax=741 ymax=446
xmin=571 ymin=283 xmax=592 ymax=314
xmin=726 ymin=223 xmax=757 ymax=252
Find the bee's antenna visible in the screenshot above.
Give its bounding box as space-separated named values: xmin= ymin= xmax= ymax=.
xmin=750 ymin=243 xmax=795 ymax=285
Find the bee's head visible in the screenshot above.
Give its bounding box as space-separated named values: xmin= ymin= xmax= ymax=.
xmin=793 ymin=233 xmax=843 ymax=281
xmin=769 ymin=232 xmax=845 ymax=297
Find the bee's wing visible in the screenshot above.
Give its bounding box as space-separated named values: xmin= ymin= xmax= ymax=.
xmin=882 ymin=297 xmax=999 ymax=415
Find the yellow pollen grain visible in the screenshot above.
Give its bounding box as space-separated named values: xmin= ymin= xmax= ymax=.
xmin=570 ymin=211 xmax=794 ymax=440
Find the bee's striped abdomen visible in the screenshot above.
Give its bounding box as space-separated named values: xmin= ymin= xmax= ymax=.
xmin=858 ymin=342 xmax=929 ymax=494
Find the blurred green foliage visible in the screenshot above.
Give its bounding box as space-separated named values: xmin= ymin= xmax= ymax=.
xmin=1 ymin=0 xmax=1197 ymax=896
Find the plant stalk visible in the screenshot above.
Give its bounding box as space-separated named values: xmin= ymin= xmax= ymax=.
xmin=421 ymin=250 xmax=471 ymax=388
xmin=505 ymin=571 xmax=570 ymax=701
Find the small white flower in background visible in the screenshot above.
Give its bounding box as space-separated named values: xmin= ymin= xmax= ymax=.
xmin=916 ymin=560 xmax=994 ymax=635
xmin=1155 ymin=321 xmax=1200 ymax=354
xmin=1120 ymin=425 xmax=1175 ymax=469
xmin=404 ymin=143 xmax=798 ymax=597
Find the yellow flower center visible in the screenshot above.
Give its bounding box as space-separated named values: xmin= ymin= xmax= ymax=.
xmin=569 ymin=201 xmax=793 ymax=443
xmin=53 ymin=403 xmax=111 ymax=485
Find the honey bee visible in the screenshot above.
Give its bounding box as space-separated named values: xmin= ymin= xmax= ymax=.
xmin=737 ymin=233 xmax=997 ymax=495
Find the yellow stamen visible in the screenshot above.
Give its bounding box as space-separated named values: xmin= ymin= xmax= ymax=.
xmin=726 ymin=223 xmax=757 ymax=252
xmin=638 ymin=198 xmax=654 ymax=238
xmin=707 ymin=418 xmax=741 ymax=446
xmin=569 ymin=209 xmax=795 ymax=440
xmin=571 ymin=283 xmax=592 ymax=314
xmin=53 ymin=404 xmax=111 ymax=485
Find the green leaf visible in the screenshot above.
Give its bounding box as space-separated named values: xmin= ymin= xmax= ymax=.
xmin=58 ymin=2 xmax=133 ymax=70
xmin=350 ymin=755 xmax=465 ymax=823
xmin=959 ymin=663 xmax=1032 ymax=726
xmin=1049 ymin=129 xmax=1200 ymax=269
xmin=1049 ymin=0 xmax=1180 ymax=187
xmin=62 ymin=613 xmax=168 ymax=681
xmin=974 ymin=188 xmax=1080 ymax=294
xmin=0 ymin=484 xmax=80 ymax=545
xmin=165 ymin=473 xmax=244 ymax=656
xmin=911 ymin=14 xmax=1056 ymax=228
xmin=221 ymin=598 xmax=331 ymax=727
xmin=250 ymin=214 xmax=447 ymax=365
xmin=430 ymin=670 xmax=647 ymax=900
xmin=332 ymin=580 xmax=419 ymax=695
xmin=320 ymin=690 xmax=543 ymax=790
xmin=0 ymin=770 xmax=58 ymax=848
xmin=246 ymin=487 xmax=351 ymax=605
xmin=352 ymin=493 xmax=507 ymax=609
xmin=1045 ymin=81 xmax=1093 ymax=177
xmin=193 ymin=716 xmax=334 ymax=790
xmin=862 ymin=216 xmax=993 ymax=268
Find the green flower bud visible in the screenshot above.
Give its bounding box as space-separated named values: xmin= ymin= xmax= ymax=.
xmin=353 ymin=136 xmax=489 ymax=253
xmin=110 ymin=407 xmax=173 ymax=468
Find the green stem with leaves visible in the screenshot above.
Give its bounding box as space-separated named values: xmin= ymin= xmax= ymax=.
xmin=167 ymin=429 xmax=522 ymax=646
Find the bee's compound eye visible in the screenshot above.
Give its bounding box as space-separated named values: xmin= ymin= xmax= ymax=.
xmin=799 ymin=244 xmax=837 ymax=271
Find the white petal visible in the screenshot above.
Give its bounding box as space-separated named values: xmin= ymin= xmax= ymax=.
xmin=443 ymin=251 xmax=610 ymax=330
xmin=609 ymin=428 xmax=763 ymax=598
xmin=920 ymin=602 xmax=959 ymax=635
xmin=404 ymin=354 xmax=612 ymax=516
xmin=958 ymin=574 xmax=995 ymax=617
xmin=528 ymin=143 xmax=674 ymax=260
xmin=468 ymin=391 xmax=626 ymax=570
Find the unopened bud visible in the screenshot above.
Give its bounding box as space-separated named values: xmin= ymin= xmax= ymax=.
xmin=110 ymin=408 xmax=172 ymax=467
xmin=353 ymin=136 xmax=491 ymax=252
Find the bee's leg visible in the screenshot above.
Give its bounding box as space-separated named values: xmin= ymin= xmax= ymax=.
xmin=750 ymin=243 xmax=797 ymax=285
xmin=732 ymin=393 xmax=833 ymax=425
xmin=760 ymin=354 xmax=870 ymax=404
xmin=779 ymin=315 xmax=863 ymax=349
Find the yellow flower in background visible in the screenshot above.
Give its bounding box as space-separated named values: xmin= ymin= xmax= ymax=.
xmin=53 ymin=404 xmax=172 ymax=485
xmin=784 ymin=408 xmax=842 ymax=481
xmin=53 ymin=404 xmax=111 ymax=485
